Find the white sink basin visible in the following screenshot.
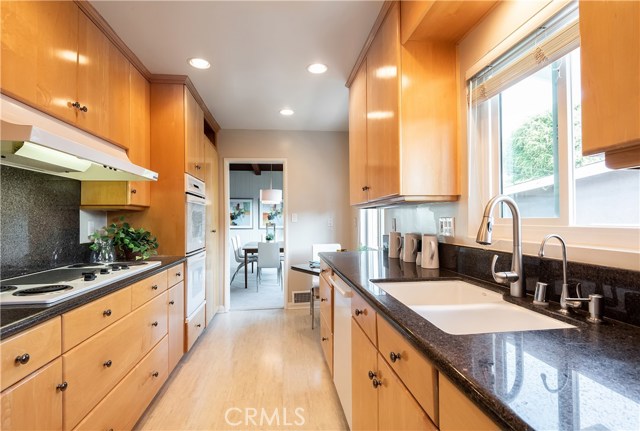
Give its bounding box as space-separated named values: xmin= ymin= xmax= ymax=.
xmin=373 ymin=280 xmax=575 ymax=335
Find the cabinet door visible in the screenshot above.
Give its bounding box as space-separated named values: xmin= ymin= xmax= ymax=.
xmin=0 ymin=1 xmax=78 ymax=123
xmin=349 ymin=61 xmax=369 ymax=205
xmin=319 ymin=272 xmax=333 ymax=331
xmin=439 ymin=375 xmax=498 ymax=431
xmin=204 ymin=137 xmax=220 ymax=324
xmin=128 ymin=65 xmax=151 ymax=206
xmin=580 ymin=0 xmax=640 ymax=156
xmin=0 ymin=358 xmax=63 ymax=431
xmin=351 ymin=319 xmax=378 ymax=431
xmin=366 ymin=2 xmax=400 ymax=201
xmin=377 ymin=354 xmax=437 ymax=431
xmin=77 ymin=12 xmax=130 ymax=149
xmin=168 ymin=281 xmax=185 ymax=372
xmin=185 ymin=88 xmax=205 ymax=180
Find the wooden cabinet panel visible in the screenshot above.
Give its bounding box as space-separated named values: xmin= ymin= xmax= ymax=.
xmin=319 ymin=272 xmax=333 ymax=332
xmin=185 ymin=88 xmax=204 ymax=180
xmin=128 ymin=65 xmax=151 ymax=206
xmin=351 ymin=290 xmax=377 ymax=346
xmin=204 ymin=138 xmax=220 ymax=324
xmin=377 ymin=315 xmax=438 ymax=424
xmin=1 ymin=317 xmax=61 ymax=391
xmin=351 ymin=319 xmax=378 ymax=431
xmin=73 ymin=336 xmax=168 ymax=431
xmin=131 ymin=270 xmax=168 ymax=309
xmin=580 ymin=0 xmax=640 ymax=158
xmin=168 ymin=281 xmax=185 ymax=372
xmin=80 ymin=181 xmax=148 ymax=209
xmin=105 ymin=45 xmax=130 ymax=149
xmin=0 ymin=1 xmax=78 ymax=123
xmin=185 ymin=302 xmax=206 ymax=351
xmin=349 ymin=61 xmax=369 ymax=205
xmin=168 ymin=263 xmax=185 ymax=287
xmin=62 ymin=287 xmax=131 ymax=352
xmin=0 ymin=358 xmax=63 ymax=431
xmin=320 ymin=314 xmax=334 ymax=376
xmin=377 ymin=354 xmax=437 ymax=431
xmin=366 ymin=2 xmax=400 ymax=201
xmin=439 ymin=375 xmax=498 ymax=431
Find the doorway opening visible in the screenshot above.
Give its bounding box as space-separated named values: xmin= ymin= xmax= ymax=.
xmin=223 ymin=159 xmax=287 ymax=311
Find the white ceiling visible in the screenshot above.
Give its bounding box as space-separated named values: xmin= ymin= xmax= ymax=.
xmin=91 ymin=1 xmax=383 ymax=132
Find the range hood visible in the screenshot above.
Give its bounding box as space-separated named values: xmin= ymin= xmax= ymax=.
xmin=0 ymin=95 xmax=158 ymax=181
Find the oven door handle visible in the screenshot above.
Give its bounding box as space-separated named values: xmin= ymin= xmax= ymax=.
xmin=186 ymin=194 xmax=206 ymax=204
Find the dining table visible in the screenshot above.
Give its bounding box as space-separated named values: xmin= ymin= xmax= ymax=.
xmin=242 ymin=241 xmax=284 ymax=289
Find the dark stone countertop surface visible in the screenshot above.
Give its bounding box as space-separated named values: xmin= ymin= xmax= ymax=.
xmin=320 ymin=251 xmax=640 ymax=431
xmin=0 ymin=256 xmax=185 ymax=340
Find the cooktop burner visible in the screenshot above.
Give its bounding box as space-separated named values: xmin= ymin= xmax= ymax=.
xmin=14 ymin=285 xmax=73 ymax=296
xmin=0 ymin=260 xmax=162 ymax=306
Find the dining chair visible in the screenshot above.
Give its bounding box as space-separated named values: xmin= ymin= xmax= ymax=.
xmin=235 ymin=234 xmax=254 ymax=273
xmin=230 ymin=236 xmax=257 ymax=286
xmin=310 ymin=243 xmax=341 ymax=329
xmin=257 ymin=242 xmax=282 ymax=291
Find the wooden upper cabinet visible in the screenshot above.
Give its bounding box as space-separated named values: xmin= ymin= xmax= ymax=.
xmin=349 ymin=61 xmax=369 ymax=205
xmin=366 ymin=2 xmax=401 ymax=202
xmin=128 ymin=66 xmax=151 ymax=206
xmin=185 ymin=88 xmax=205 ymax=180
xmin=348 ymin=1 xmax=459 ymax=206
xmin=77 ymin=12 xmax=130 ymax=149
xmin=0 ymin=1 xmax=78 ymax=123
xmin=580 ymin=0 xmax=640 ymax=168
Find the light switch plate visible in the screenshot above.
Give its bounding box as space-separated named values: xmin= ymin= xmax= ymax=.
xmin=291 ymin=213 xmax=298 ymax=223
xmin=328 ymin=216 xmax=334 ymax=227
xmin=439 ymin=217 xmax=455 ymax=237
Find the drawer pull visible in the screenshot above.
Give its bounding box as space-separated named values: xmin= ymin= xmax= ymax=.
xmin=354 ymin=309 xmax=364 ymax=316
xmin=320 ymin=298 xmax=327 ymax=302
xmin=56 ymin=381 xmax=68 ymax=392
xmin=103 ymin=360 xmax=113 ymax=368
xmin=169 ymin=300 xmax=175 ymax=305
xmin=152 ymin=371 xmax=159 ymax=378
xmin=131 ymin=189 xmax=137 ymax=194
xmin=389 ymin=352 xmax=402 ymax=363
xmin=372 ymin=378 xmax=382 ymax=389
xmin=103 ymin=309 xmax=112 ymax=317
xmin=151 ymin=284 xmax=158 ymax=290
xmin=176 ymin=272 xmax=182 ymax=277
xmin=196 ymin=324 xmax=202 ymax=328
xmin=321 ymin=337 xmax=329 ymax=341
xmin=152 ymin=321 xmax=159 ymax=327
xmin=15 ymin=353 xmax=30 ymax=365
xmin=368 ymin=370 xmax=377 ymax=380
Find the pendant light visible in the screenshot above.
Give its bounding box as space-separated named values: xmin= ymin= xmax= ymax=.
xmin=259 ymin=164 xmax=282 ymax=204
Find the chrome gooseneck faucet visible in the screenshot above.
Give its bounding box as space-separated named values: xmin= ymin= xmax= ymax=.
xmin=538 ymin=234 xmax=581 ymax=313
xmin=476 ymin=195 xmax=525 ymax=297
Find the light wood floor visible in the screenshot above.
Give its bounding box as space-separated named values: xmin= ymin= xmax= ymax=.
xmin=135 ymin=309 xmax=349 ymax=430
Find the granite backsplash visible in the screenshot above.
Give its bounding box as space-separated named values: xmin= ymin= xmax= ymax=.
xmin=439 ymin=242 xmax=640 ymax=327
xmin=1 ymin=166 xmax=89 ymax=279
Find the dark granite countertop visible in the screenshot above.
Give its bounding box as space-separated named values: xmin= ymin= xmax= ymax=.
xmin=320 ymin=251 xmax=640 ymax=431
xmin=0 ymin=256 xmax=185 ymax=340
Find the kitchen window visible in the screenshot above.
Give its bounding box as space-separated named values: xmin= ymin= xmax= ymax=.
xmin=467 ymin=3 xmax=639 ymax=254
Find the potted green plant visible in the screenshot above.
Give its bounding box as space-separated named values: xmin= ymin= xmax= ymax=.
xmin=90 ymin=216 xmax=159 ymax=261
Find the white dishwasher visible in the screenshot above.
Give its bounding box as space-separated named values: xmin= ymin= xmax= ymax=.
xmin=331 ymin=273 xmax=353 ymax=429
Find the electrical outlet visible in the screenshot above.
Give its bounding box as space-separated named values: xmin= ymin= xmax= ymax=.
xmin=328 ymin=216 xmax=334 ymax=227
xmin=291 ymin=213 xmax=298 ymax=223
xmin=439 ymin=217 xmax=455 ymax=237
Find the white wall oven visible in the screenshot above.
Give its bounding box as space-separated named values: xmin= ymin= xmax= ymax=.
xmin=185 ymin=174 xmax=206 ymax=256
xmin=186 ymin=250 xmax=206 ymax=317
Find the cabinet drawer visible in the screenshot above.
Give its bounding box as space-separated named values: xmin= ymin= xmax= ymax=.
xmin=131 ymin=270 xmax=168 ymax=309
xmin=1 ymin=358 xmax=63 ymax=431
xmin=168 ymin=263 xmax=184 ymax=287
xmin=320 ymin=315 xmax=333 ymax=376
xmin=185 ymin=302 xmax=206 ymax=351
xmin=73 ymin=336 xmax=168 ymax=431
xmin=351 ymin=290 xmax=377 ymax=346
xmin=439 ymin=374 xmax=498 ymax=431
xmin=168 ymin=281 xmax=185 ymax=372
xmin=1 ymin=317 xmax=61 ymax=391
xmin=62 ymin=293 xmax=167 ymax=430
xmin=62 ymin=287 xmax=131 ymax=352
xmin=377 ymin=314 xmax=438 ymax=425
xmin=319 ymin=272 xmax=333 ymax=331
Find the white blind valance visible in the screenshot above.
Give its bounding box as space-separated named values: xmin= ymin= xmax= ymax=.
xmin=469 ymin=4 xmax=579 ymax=106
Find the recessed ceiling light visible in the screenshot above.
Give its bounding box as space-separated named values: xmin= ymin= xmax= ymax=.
xmin=280 ymin=108 xmax=294 ymax=116
xmin=307 ymin=63 xmax=328 ymax=74
xmin=188 ymin=58 xmax=211 ymax=69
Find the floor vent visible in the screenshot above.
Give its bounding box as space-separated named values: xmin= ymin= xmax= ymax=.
xmin=293 ymin=291 xmax=311 ymax=304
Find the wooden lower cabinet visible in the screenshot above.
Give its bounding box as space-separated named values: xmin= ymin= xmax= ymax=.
xmin=439 ymin=375 xmax=498 ymax=431
xmin=131 ymin=270 xmax=168 ymax=309
xmin=351 ymin=319 xmax=378 ymax=431
xmin=377 ymin=354 xmax=437 ymax=431
xmin=320 ymin=315 xmax=333 ymax=376
xmin=168 ymin=281 xmax=185 ymax=372
xmin=0 ymin=358 xmax=63 ymax=431
xmin=73 ymin=336 xmax=169 ymax=431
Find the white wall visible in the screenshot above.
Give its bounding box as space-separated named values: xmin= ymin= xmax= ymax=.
xmin=384 ymin=0 xmax=640 ymax=271
xmin=218 ymin=129 xmax=355 ymax=305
